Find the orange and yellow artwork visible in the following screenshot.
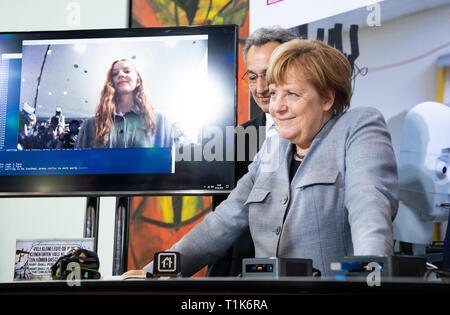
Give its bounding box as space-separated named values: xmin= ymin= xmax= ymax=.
xmin=130 ymin=0 xmax=250 ymax=125
xmin=127 ymin=195 xmax=213 ymax=277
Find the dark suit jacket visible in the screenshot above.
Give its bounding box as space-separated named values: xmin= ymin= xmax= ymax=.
xmin=207 ymin=112 xmax=266 ymax=276
xmin=234 ymin=113 xmax=267 ymax=181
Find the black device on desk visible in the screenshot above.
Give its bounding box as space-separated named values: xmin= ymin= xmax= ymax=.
xmin=242 ymin=257 xmax=314 ymax=278
xmin=330 ymin=255 xmax=426 ymax=278
xmin=152 ymin=251 xmax=181 ymax=278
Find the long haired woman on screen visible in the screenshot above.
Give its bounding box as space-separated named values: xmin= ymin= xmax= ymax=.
xmin=76 ymin=59 xmax=174 ymax=149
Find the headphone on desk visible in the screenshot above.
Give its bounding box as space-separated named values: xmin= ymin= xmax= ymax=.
xmin=51 ymin=247 xmax=101 ymax=280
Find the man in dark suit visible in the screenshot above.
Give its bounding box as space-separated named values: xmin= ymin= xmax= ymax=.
xmin=207 ymin=27 xmax=297 ymax=276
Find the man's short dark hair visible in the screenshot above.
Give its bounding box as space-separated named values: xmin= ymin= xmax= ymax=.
xmin=244 ymin=27 xmax=297 ymax=62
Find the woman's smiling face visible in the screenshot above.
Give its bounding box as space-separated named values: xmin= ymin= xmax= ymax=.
xmin=111 ymin=60 xmax=138 ymax=95
xmin=269 ymin=67 xmax=334 ymax=150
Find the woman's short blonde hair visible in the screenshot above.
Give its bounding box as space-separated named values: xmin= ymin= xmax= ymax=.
xmin=267 ymin=39 xmax=352 ymax=113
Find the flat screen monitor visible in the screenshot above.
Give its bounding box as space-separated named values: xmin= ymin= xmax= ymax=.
xmin=0 ymin=25 xmax=238 ymax=196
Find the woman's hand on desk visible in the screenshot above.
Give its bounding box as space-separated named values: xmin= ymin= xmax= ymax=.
xmin=121 ymin=269 xmax=146 ymax=278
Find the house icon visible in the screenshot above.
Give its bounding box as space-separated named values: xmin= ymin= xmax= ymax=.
xmin=161 ymin=257 xmax=173 ymax=269
xmin=157 ymin=253 xmax=177 ymax=272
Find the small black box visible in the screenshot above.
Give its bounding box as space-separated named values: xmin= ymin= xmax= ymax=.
xmin=153 ymin=251 xmax=181 ymax=277
xmin=242 ymin=257 xmax=313 ymax=278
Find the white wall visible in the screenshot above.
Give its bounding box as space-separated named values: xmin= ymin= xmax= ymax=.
xmin=0 ymin=0 xmax=128 ymax=31
xmin=348 ymin=4 xmax=450 ymax=160
xmin=0 ymin=0 xmax=128 ymax=282
xmin=0 ymin=197 xmax=86 ymax=282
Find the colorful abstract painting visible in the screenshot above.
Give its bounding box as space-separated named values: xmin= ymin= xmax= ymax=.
xmin=127 ymin=195 xmax=213 ymax=277
xmin=130 ymin=0 xmax=250 ymax=125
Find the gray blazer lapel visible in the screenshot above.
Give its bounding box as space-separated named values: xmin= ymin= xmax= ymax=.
xmin=290 ymin=113 xmax=340 ymax=187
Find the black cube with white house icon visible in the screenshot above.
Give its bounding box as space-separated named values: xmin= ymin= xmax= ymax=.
xmin=153 ymin=251 xmax=181 ymax=277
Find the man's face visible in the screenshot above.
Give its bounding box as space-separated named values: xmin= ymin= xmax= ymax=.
xmin=245 ymin=41 xmax=281 ymax=113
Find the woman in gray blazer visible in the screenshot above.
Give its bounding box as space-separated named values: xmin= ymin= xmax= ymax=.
xmin=126 ymin=39 xmax=398 ymax=278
